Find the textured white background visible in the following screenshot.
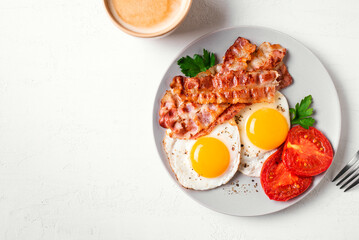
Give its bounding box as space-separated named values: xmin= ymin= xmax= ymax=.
xmin=0 ymin=0 xmax=359 ymax=239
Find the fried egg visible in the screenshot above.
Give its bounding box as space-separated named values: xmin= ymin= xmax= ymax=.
xmin=235 ymin=91 xmax=290 ymax=177
xmin=163 ymin=121 xmax=240 ymax=190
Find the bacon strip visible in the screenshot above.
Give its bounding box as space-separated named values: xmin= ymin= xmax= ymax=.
xmin=170 ymin=70 xmax=279 ymax=104
xmin=159 ymin=91 xmax=245 ymax=139
xmin=196 ymin=37 xmax=256 ymax=78
xmin=221 ymin=37 xmax=256 ymax=73
xmin=247 ymin=42 xmax=287 ymax=71
xmin=275 ymin=62 xmax=293 ymax=90
xmin=247 ymin=42 xmax=292 ymax=89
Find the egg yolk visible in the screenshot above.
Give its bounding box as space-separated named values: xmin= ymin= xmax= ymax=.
xmin=190 ymin=137 xmax=230 ymax=178
xmin=246 ymin=108 xmax=289 ymax=150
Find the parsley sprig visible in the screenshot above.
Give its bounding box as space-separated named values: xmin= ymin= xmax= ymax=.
xmin=177 ymin=49 xmax=216 ymax=77
xmin=290 ymin=95 xmax=315 ymax=129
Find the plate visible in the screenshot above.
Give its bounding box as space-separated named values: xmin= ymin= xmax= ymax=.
xmin=152 ymin=26 xmax=341 ymax=216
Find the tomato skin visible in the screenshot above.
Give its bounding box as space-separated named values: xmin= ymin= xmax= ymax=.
xmin=282 ymin=126 xmax=334 ymax=177
xmin=260 ymin=147 xmax=313 ymax=201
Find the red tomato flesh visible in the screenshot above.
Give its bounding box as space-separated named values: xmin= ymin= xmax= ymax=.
xmin=282 ymin=126 xmax=334 ymax=177
xmin=260 ymin=147 xmax=313 ymax=201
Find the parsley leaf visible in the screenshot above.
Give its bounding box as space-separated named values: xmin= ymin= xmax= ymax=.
xmin=177 ymin=49 xmax=216 ymax=77
xmin=290 ymin=95 xmax=315 ymax=129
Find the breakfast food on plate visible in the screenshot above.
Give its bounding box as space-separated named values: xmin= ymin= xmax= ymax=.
xmin=158 ymin=36 xmax=334 ymax=202
xmin=236 ymin=91 xmax=290 ymax=177
xmin=160 ymin=36 xmax=294 ymax=193
xmin=260 ymin=146 xmax=313 ymax=201
xmin=163 ymin=121 xmax=240 ymax=190
xmin=282 ymin=126 xmax=334 ymax=176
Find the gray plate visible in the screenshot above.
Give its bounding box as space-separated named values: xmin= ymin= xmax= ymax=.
xmin=152 ymin=26 xmax=341 ymax=216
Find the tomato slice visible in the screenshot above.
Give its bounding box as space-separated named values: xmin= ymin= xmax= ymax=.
xmin=282 ymin=126 xmax=334 ymax=177
xmin=260 ymin=147 xmax=312 ymax=201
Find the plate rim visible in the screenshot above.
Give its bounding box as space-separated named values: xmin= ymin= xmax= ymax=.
xmin=152 ymin=25 xmax=342 ymax=216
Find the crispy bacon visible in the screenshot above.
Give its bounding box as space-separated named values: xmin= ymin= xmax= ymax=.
xmin=195 ymin=37 xmax=256 ymax=78
xmin=247 ymin=42 xmax=292 ymax=89
xmin=221 ymin=37 xmax=256 ymax=73
xmin=275 ymin=62 xmax=293 ymax=90
xmin=247 ymin=42 xmax=287 ymax=71
xmin=159 ymin=91 xmax=245 ymax=139
xmin=170 ymin=70 xmax=279 ymax=104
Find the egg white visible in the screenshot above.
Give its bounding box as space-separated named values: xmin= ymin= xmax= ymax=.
xmin=235 ymin=91 xmax=290 ymax=177
xmin=163 ymin=121 xmax=241 ymax=190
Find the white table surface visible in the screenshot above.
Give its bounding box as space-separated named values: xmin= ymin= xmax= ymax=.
xmin=0 ymin=0 xmax=358 ymax=239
